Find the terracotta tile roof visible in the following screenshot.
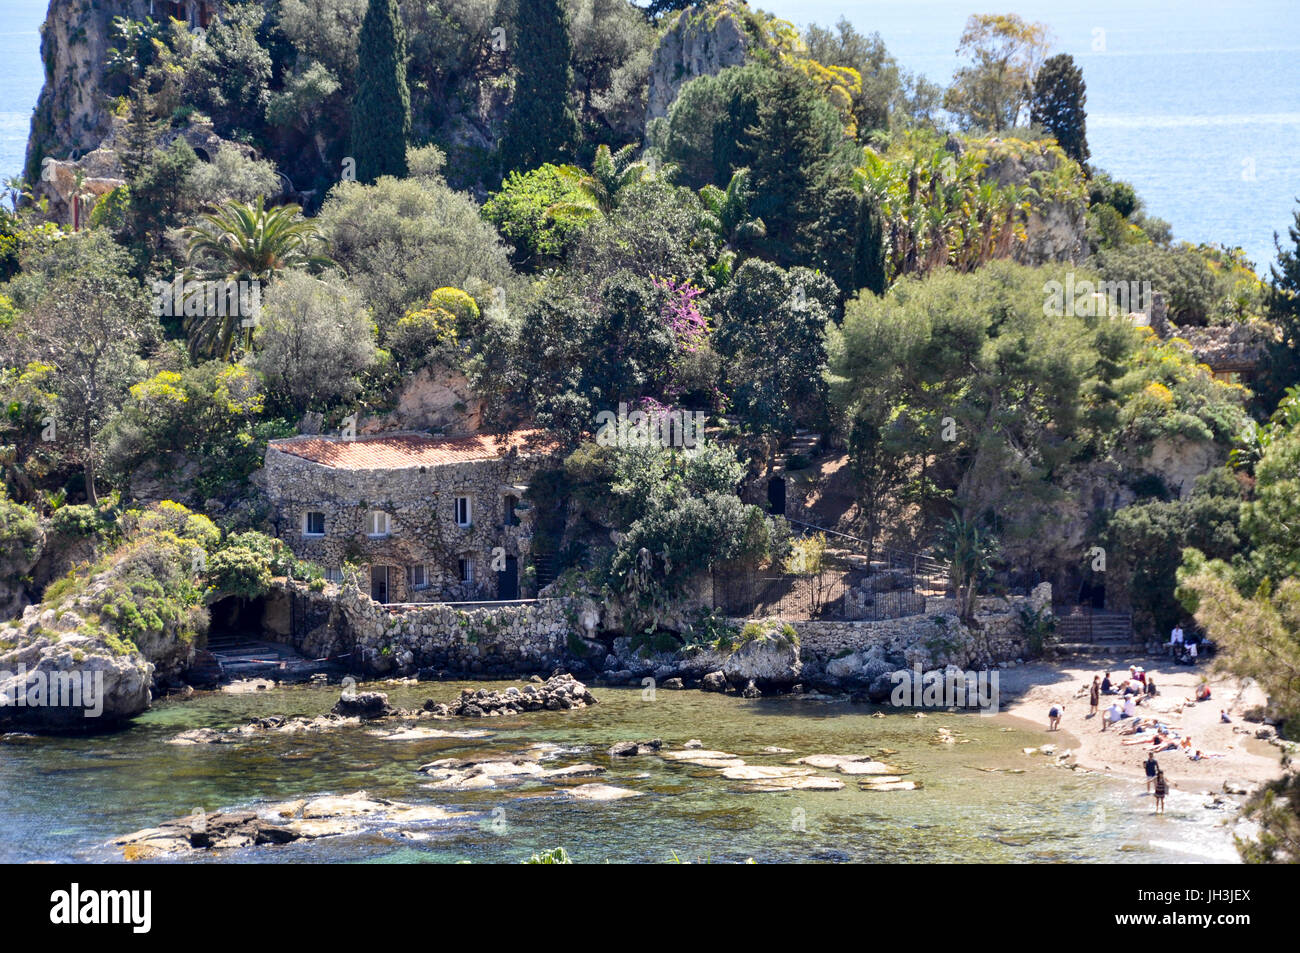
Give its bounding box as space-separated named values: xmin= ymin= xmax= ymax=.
xmin=268 ymin=429 xmax=553 ymax=470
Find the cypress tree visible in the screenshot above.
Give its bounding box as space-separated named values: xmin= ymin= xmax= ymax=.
xmin=499 ymin=0 xmax=579 ymax=176
xmin=120 ymin=78 xmax=158 ymax=184
xmin=854 ymin=195 xmax=887 ymax=296
xmin=1030 ymin=53 xmax=1090 ymax=165
xmin=352 ymin=0 xmax=411 ymax=183
xmin=744 ymin=70 xmax=835 ymax=266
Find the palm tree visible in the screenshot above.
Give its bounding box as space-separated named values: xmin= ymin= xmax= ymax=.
xmin=181 ymin=195 xmax=330 ymax=360
xmin=551 ymin=144 xmax=651 ymax=218
xmin=698 ymin=168 xmax=767 ymax=285
xmin=934 ymin=511 xmax=1000 ymax=623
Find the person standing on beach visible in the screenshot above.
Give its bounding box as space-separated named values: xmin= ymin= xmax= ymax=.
xmin=1153 ymin=770 xmax=1170 ymax=814
xmin=1170 ymin=624 xmax=1184 ymax=658
xmin=1089 ymin=676 xmax=1100 ymax=716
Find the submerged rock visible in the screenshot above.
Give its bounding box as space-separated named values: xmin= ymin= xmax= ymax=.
xmin=609 ymin=738 xmax=663 ymax=757
xmin=859 ymin=779 xmax=922 ymax=792
xmin=114 ymin=790 xmax=472 ymax=860
xmin=565 ymin=783 xmax=643 ymax=801
xmin=743 ymin=776 xmax=845 ymax=792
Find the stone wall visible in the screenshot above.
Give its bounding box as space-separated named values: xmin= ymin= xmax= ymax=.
xmin=259 ymin=580 xmax=1049 ymax=691
xmin=264 ymin=581 xmax=588 ymax=679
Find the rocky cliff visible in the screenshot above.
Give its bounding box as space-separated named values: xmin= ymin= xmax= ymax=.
xmin=25 ymin=0 xmax=158 ymax=180
xmin=645 ymin=1 xmax=755 ymax=123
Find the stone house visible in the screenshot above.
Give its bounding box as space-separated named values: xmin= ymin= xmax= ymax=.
xmin=256 ymin=430 xmax=554 ymax=604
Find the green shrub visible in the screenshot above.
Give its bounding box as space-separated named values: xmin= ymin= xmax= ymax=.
xmin=205 ymin=545 xmax=273 ymax=600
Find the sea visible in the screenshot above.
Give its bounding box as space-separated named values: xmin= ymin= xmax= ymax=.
xmin=1 ymin=0 xmax=1298 ymax=270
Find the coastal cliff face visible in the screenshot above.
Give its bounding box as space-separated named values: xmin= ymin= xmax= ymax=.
xmin=25 ymin=0 xmax=155 ymax=180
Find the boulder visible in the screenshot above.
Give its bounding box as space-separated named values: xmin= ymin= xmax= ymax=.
xmin=722 ymin=626 xmax=802 ymax=692
xmin=0 ymin=634 xmax=153 ymax=733
xmin=331 ymin=691 xmax=394 ymax=720
xmin=609 ymin=738 xmax=663 ymax=757
xmin=646 ymin=1 xmax=754 ymax=121
xmin=701 ymin=671 xmax=727 ymax=693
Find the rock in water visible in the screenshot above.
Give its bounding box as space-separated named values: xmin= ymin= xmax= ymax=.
xmin=701 ymin=671 xmax=727 ymax=693
xmin=608 ymin=738 xmax=663 ymax=757
xmin=437 ymin=673 xmax=597 ymax=717
xmin=722 ymin=624 xmax=801 ymax=693
xmin=331 ymin=691 xmax=394 ymax=719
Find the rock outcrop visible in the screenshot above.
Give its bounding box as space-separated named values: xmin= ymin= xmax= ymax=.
xmin=721 ymin=623 xmax=802 ymax=694
xmin=423 ymin=674 xmax=597 ymax=717
xmin=646 ymin=2 xmax=755 ymax=122
xmin=0 ymin=605 xmax=154 ymax=733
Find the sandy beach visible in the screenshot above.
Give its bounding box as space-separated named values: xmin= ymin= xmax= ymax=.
xmin=999 ymin=654 xmax=1286 ymax=795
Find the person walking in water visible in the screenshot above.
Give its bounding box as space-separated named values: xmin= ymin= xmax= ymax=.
xmin=1089 ymin=676 xmax=1101 ymax=716
xmin=1153 ymin=770 xmax=1170 ymax=814
xmin=1144 ymin=753 xmax=1160 ymax=791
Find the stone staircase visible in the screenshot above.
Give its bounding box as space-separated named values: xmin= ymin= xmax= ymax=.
xmin=1053 ymin=608 xmax=1136 ymax=651
xmin=774 ymin=429 xmax=821 ymax=473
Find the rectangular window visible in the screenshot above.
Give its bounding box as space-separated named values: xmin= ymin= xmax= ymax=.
xmin=303 ymin=511 xmax=325 ymax=536
xmin=408 ymin=564 xmax=428 ymax=590
xmin=325 ymin=567 xmax=344 ymax=584
xmin=503 ymin=495 xmax=518 ymax=527
xmin=458 ymin=557 xmax=474 ymax=585
xmin=366 ymin=511 xmax=390 ymax=537
xmin=454 ymin=496 xmax=472 ymax=528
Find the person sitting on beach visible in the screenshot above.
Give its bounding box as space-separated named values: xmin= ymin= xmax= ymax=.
xmin=1186 ymin=683 xmax=1211 ymax=703
xmin=1101 ymin=672 xmax=1114 ymax=695
xmin=1153 ymin=770 xmax=1170 ymax=814
xmin=1102 ymin=702 xmax=1123 ymax=731
xmin=1090 ymin=677 xmax=1101 ymax=716
xmin=1220 ymin=709 xmax=1231 ymax=723
xmin=1123 ymin=696 xmax=1137 ymax=719
xmin=1145 ymin=674 xmax=1158 ymax=696
xmin=1144 ymin=753 xmax=1160 ymax=790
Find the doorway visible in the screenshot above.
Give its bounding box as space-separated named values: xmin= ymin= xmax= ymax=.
xmin=767 ymin=477 xmax=786 ymax=516
xmin=497 ymin=555 xmax=519 ymax=600
xmin=370 ymin=565 xmax=390 ymax=603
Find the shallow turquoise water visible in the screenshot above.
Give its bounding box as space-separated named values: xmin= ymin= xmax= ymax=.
xmin=0 ymin=679 xmax=1243 ymax=863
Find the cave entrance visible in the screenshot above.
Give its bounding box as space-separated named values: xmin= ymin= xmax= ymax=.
xmin=206 ymin=595 xmax=267 ymax=650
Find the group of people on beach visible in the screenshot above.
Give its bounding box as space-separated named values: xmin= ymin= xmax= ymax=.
xmin=1090 ymin=666 xmax=1157 ymax=728
xmin=1049 ymin=661 xmax=1228 ymax=815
